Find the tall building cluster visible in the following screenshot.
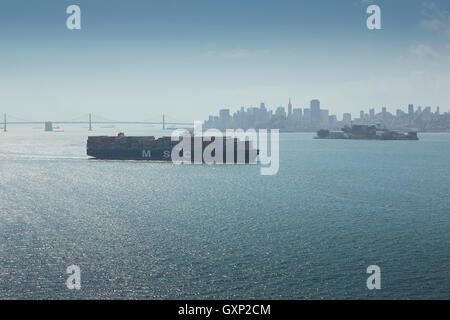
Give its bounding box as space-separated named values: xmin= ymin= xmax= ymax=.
xmin=203 ymin=100 xmax=450 ymax=132
xmin=204 ymin=99 xmax=333 ymax=131
xmin=354 ymin=104 xmax=448 ymax=132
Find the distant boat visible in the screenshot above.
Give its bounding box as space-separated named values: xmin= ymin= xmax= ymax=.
xmin=315 ymin=124 xmax=418 ymax=140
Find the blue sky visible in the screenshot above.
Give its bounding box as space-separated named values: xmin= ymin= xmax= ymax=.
xmin=1 ymin=0 xmax=449 ymax=121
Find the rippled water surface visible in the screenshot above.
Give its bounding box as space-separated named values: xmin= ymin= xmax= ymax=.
xmin=0 ymin=126 xmax=449 ymax=299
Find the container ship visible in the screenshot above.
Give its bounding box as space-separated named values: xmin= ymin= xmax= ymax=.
xmin=315 ymin=124 xmax=418 ymax=140
xmin=87 ymin=133 xmax=259 ymax=163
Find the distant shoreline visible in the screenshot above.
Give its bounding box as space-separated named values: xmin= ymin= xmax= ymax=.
xmin=278 ymin=130 xmax=450 ymax=133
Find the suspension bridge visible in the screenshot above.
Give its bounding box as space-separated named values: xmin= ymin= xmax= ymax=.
xmin=0 ymin=113 xmax=193 ymax=132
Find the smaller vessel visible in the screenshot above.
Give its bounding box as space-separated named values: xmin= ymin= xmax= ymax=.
xmin=315 ymin=124 xmax=418 ymax=140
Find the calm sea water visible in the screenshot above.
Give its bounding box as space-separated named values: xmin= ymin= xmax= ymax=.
xmin=0 ymin=125 xmax=449 ymax=299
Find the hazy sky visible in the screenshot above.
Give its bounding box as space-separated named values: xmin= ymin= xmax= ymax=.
xmin=1 ymin=0 xmax=450 ymax=122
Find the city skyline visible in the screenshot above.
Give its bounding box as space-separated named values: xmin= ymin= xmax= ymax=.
xmin=2 ymin=98 xmax=448 ymax=132
xmin=204 ymin=98 xmax=450 ymax=132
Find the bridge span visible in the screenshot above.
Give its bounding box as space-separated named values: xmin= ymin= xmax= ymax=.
xmin=1 ymin=113 xmax=193 ymax=132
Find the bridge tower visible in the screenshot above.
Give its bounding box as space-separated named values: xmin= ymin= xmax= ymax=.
xmin=88 ymin=113 xmax=92 ymax=131
xmin=3 ymin=113 xmax=6 ymax=132
xmin=162 ymin=114 xmax=165 ymax=130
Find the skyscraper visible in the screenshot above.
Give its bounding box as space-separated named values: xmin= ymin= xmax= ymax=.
xmin=408 ymin=104 xmax=414 ymax=119
xmin=310 ymin=99 xmax=321 ymax=124
xmin=219 ymin=109 xmax=231 ymax=129
xmin=292 ymin=108 xmax=302 ymax=121
xmin=343 ymin=113 xmax=352 ymax=123
xmin=275 ymin=106 xmax=286 ymax=119
xmin=303 ymin=109 xmax=311 ymax=122
xmin=288 ymin=98 xmax=292 ymax=118
xmin=320 ymin=109 xmax=329 ymax=125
